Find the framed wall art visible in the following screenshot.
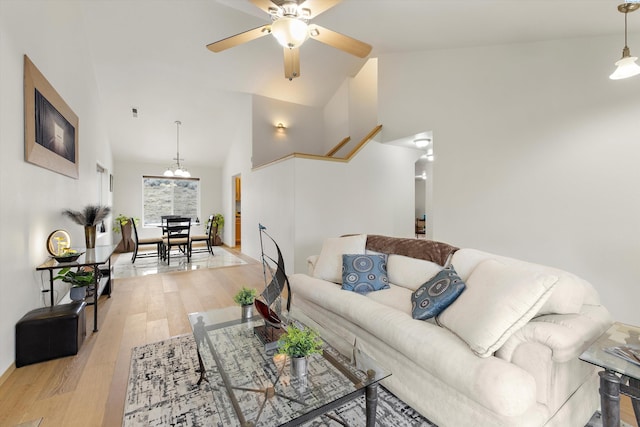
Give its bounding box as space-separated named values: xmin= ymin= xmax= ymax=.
xmin=24 ymin=55 xmax=79 ymax=179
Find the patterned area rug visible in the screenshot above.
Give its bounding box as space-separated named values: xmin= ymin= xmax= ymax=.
xmin=123 ymin=334 xmax=433 ymax=426
xmin=113 ymin=246 xmax=246 ymax=279
xmin=123 ymin=335 xmax=620 ymax=427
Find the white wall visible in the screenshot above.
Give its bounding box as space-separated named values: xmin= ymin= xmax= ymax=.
xmin=112 ymin=161 xmax=222 ymax=240
xmin=251 ymin=95 xmax=325 ymax=167
xmin=292 ymin=140 xmax=419 ymax=273
xmin=349 ymin=58 xmax=378 ymax=142
xmin=0 ymin=1 xmax=113 ymax=373
xmin=221 ymin=94 xmax=254 ymax=254
xmin=323 ymin=80 xmax=350 ymax=153
xmin=379 ymin=35 xmax=640 ymax=325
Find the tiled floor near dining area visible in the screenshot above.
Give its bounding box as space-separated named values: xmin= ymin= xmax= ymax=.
xmin=113 ymin=246 xmax=247 ymax=279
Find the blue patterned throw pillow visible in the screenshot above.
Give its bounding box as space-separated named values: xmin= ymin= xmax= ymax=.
xmin=341 ymin=254 xmax=389 ymax=294
xmin=411 ymin=265 xmax=466 ymax=320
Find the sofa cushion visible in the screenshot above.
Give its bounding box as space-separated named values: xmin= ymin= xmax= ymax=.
xmin=341 ymin=254 xmax=389 ymax=293
xmin=313 ymin=234 xmax=366 ymax=283
xmin=438 ymin=259 xmax=558 ymax=357
xmin=451 ymin=248 xmax=589 ymax=315
xmin=386 ymin=254 xmax=443 ymax=292
xmin=411 ymin=265 xmax=466 ymax=320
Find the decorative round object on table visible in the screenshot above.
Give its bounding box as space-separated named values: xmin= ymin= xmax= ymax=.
xmin=47 ymin=229 xmax=71 ymax=256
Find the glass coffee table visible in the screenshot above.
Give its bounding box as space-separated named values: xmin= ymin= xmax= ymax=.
xmin=579 ymin=322 xmax=640 ymax=427
xmin=188 ymin=306 xmax=390 ymax=427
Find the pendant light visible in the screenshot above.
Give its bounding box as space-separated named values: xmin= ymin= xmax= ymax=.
xmin=163 ymin=120 xmax=190 ymax=178
xmin=610 ymin=3 xmax=640 ymax=80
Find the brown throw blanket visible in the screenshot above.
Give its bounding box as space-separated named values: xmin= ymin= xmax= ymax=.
xmin=365 ymin=235 xmax=458 ymax=266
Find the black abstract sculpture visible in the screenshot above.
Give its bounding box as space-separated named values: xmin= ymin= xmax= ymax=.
xmin=254 ymin=224 xmax=291 ymax=349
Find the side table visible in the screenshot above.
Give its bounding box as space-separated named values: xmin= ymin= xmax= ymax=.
xmin=580 ymin=322 xmax=640 ymax=427
xmin=36 ymin=244 xmax=117 ymax=332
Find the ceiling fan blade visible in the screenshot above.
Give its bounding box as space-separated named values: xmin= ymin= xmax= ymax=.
xmin=300 ymin=0 xmax=341 ymax=18
xmin=248 ymin=0 xmax=277 ymax=14
xmin=308 ymin=24 xmax=371 ymax=58
xmin=283 ymin=47 xmax=301 ymax=80
xmin=206 ymin=25 xmax=271 ymax=53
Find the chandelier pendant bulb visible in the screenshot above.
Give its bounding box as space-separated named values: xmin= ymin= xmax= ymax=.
xmin=163 ymin=120 xmax=190 ymax=177
xmin=610 ymin=3 xmax=640 ymax=80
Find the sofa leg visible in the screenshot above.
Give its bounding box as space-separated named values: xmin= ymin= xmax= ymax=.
xmin=365 ymin=383 xmax=378 ymax=427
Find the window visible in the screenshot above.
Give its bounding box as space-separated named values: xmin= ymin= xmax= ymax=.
xmin=142 ymin=176 xmax=200 ymax=226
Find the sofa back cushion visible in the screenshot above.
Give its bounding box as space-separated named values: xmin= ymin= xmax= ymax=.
xmin=438 ymin=259 xmax=558 ymax=357
xmin=386 ymin=254 xmax=443 ymax=291
xmin=312 ymin=234 xmax=367 ymax=284
xmin=451 ymin=248 xmax=595 ymax=315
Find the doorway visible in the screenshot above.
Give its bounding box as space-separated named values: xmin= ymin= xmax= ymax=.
xmin=414 ymin=138 xmax=433 ymax=239
xmin=234 ymin=175 xmax=241 ymax=247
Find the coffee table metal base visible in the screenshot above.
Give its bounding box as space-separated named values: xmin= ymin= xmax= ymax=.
xmin=277 ymin=382 xmax=378 ymax=427
xmin=599 ymin=370 xmax=640 ymax=427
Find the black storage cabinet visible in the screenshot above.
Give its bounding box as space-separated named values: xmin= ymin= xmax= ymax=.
xmin=15 ymin=301 xmax=86 ymax=367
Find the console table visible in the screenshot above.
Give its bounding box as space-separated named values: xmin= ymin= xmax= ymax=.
xmin=36 ymin=244 xmax=117 ymax=332
xmin=579 ymin=322 xmax=640 ymax=427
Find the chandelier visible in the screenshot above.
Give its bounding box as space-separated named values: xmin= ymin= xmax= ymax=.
xmin=163 ymin=120 xmax=190 ymax=178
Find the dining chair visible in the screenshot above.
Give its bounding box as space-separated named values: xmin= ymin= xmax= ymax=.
xmin=415 ymin=218 xmax=426 ymax=238
xmin=131 ymin=218 xmax=163 ymax=263
xmin=190 ymin=214 xmax=214 ymax=256
xmin=162 ymin=217 xmax=192 ymax=265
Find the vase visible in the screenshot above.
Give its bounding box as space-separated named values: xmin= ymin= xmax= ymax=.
xmin=70 ymin=286 xmax=86 ymax=301
xmin=84 ymin=225 xmax=96 ymax=249
xmin=290 ymin=356 xmax=307 ymax=379
xmin=241 ymin=304 xmax=253 ymax=321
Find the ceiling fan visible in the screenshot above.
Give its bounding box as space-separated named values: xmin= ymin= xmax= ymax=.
xmin=207 ymin=0 xmax=372 ymax=80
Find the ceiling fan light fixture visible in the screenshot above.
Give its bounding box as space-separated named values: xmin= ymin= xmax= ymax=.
xmin=271 ymin=17 xmax=309 ymax=49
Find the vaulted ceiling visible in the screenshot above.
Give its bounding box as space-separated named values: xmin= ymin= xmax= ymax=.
xmin=79 ymin=0 xmax=629 ymax=168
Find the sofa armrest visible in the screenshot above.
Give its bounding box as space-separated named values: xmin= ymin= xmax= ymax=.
xmin=307 ymin=255 xmax=319 ymax=276
xmin=496 ymin=304 xmax=612 ymax=363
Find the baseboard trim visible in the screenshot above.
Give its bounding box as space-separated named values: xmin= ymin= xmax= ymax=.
xmin=0 ymin=362 xmax=16 ymax=388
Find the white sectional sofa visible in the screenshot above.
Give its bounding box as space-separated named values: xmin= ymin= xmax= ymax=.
xmin=288 ymin=234 xmax=612 ymax=427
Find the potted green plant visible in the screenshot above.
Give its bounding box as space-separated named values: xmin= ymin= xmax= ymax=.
xmin=113 ymin=214 xmax=139 ymax=252
xmin=112 ymin=214 xmax=139 ymax=233
xmin=208 ymin=213 xmax=223 ymax=245
xmin=54 ymin=267 xmax=94 ymax=301
xmin=62 ymin=205 xmax=111 ymax=249
xmin=234 ymin=287 xmax=257 ymax=320
xmin=278 ymin=324 xmax=323 ymax=378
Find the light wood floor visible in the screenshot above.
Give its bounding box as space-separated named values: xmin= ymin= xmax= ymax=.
xmin=0 ymin=248 xmax=637 ymax=427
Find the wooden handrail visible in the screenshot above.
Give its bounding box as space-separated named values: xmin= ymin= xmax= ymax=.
xmin=325 ymin=136 xmax=351 ymax=157
xmin=252 ymin=125 xmax=383 ymax=171
xmin=342 ymin=125 xmax=383 ymax=160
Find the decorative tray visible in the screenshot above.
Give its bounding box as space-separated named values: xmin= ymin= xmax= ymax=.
xmin=53 ymin=252 xmax=84 ymax=263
